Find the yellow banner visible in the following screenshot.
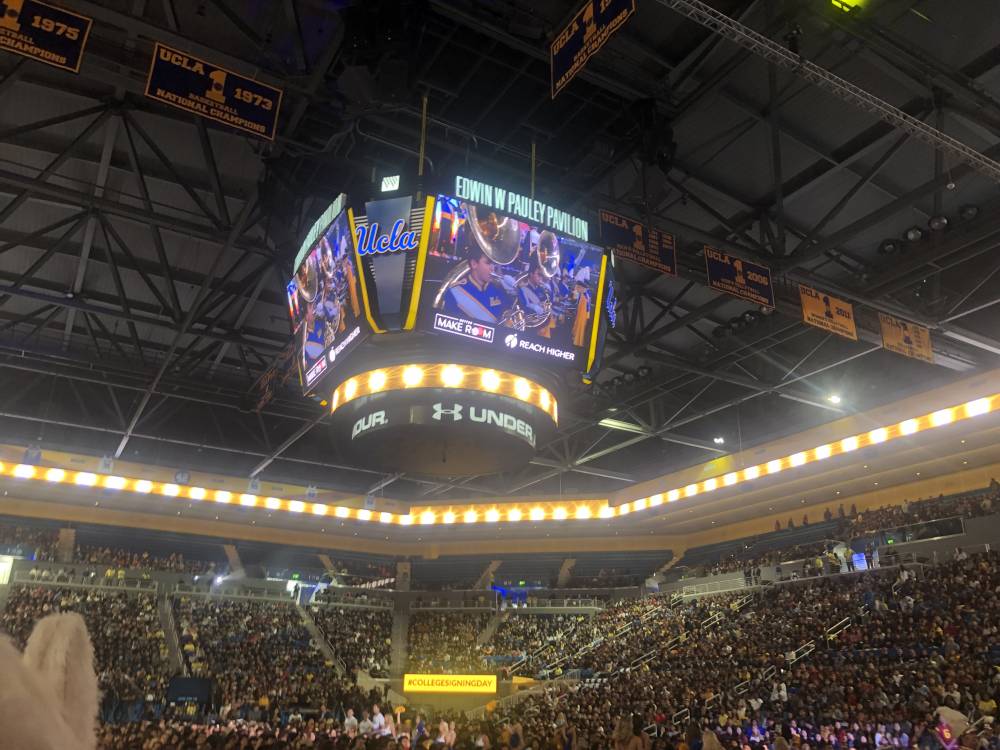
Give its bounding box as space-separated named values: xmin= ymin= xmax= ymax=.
xmin=799 ymin=285 xmax=857 ymax=340
xmin=879 ymin=313 xmax=933 ymax=363
xmin=403 ymin=673 xmax=497 ymax=694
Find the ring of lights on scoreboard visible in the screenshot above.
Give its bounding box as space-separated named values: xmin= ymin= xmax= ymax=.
xmin=330 ymin=363 xmax=558 ymax=423
xmin=4 ymin=394 xmax=994 ymax=526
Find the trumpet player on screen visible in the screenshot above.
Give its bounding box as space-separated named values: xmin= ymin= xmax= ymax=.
xmin=442 ymin=247 xmax=511 ymax=324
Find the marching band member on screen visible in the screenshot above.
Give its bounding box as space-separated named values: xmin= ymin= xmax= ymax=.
xmin=443 ymin=247 xmax=511 ymax=324
xmin=518 ymin=264 xmax=554 ymax=339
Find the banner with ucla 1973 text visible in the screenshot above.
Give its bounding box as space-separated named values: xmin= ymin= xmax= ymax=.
xmin=144 ymin=42 xmax=283 ymax=140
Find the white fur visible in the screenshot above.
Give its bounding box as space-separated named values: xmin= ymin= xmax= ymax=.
xmin=0 ymin=613 xmax=98 ymax=750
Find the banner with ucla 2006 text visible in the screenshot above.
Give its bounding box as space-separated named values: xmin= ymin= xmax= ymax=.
xmin=145 ymin=42 xmax=283 ymax=140
xmin=704 ymin=246 xmax=774 ymax=308
xmin=0 ymin=0 xmax=92 ymax=73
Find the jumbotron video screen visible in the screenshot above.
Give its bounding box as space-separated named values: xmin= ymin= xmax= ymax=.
xmin=286 ymin=208 xmax=368 ymax=392
xmin=417 ymin=195 xmax=606 ymax=369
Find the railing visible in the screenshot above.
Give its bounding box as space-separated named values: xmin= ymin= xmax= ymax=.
xmin=410 ymin=597 xmax=496 ymax=610
xmin=12 ymin=571 xmax=158 ymax=592
xmin=507 ymin=597 xmax=604 ymax=609
xmin=312 ymin=593 xmax=393 ymax=610
xmin=171 ymin=583 xmax=290 ymax=603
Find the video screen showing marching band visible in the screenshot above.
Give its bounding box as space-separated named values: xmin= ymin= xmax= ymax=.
xmin=286 ymin=210 xmax=367 ymax=390
xmin=419 ymin=195 xmax=605 ymax=369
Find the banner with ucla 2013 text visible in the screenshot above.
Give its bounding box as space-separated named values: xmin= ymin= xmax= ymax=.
xmin=878 ymin=312 xmax=934 ymax=363
xmin=0 ymin=0 xmax=92 ymax=73
xmin=799 ymin=285 xmax=857 ymax=341
xmin=703 ymin=246 xmax=775 ymax=308
xmin=144 ymin=42 xmax=283 ymax=140
xmin=550 ymin=0 xmax=636 ymax=98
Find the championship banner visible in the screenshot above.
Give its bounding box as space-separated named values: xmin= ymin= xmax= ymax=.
xmin=704 ymin=246 xmax=775 ymax=308
xmin=403 ymin=673 xmax=497 ymax=694
xmin=799 ymin=285 xmax=857 ymax=341
xmin=144 ymin=42 xmax=283 ymax=140
xmin=0 ymin=0 xmax=92 ymax=73
xmin=550 ymin=0 xmax=636 ymax=98
xmin=599 ymin=209 xmax=676 ymax=276
xmin=879 ymin=312 xmax=933 ymax=363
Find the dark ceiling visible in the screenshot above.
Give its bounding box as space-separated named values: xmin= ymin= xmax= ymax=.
xmin=0 ymin=0 xmax=997 ymax=504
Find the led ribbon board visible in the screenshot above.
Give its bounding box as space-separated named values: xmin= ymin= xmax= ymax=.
xmin=403 ymin=674 xmax=497 ymax=694
xmin=2 ymin=390 xmax=996 ymax=525
xmin=0 ymin=0 xmax=92 ymax=72
xmin=328 ymin=364 xmax=559 ymax=476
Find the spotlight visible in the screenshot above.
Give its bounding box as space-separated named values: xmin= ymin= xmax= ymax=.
xmin=610 ymin=376 xmax=624 ymax=388
xmin=959 ymin=204 xmax=979 ymax=221
xmin=828 ymin=394 xmax=842 ymax=405
xmin=877 ymin=239 xmax=899 ymax=256
xmin=741 ymin=310 xmax=759 ymax=325
xmin=713 ymin=436 xmax=725 ymax=445
xmin=904 ymin=226 xmax=924 ymax=242
xmin=928 ymin=216 xmax=948 ymax=231
xmin=623 ymin=372 xmax=636 ymax=384
xmin=637 ymin=365 xmax=652 ymax=378
xmin=728 ymin=316 xmax=745 ymax=330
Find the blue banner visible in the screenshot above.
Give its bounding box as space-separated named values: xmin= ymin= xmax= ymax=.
xmin=145 ymin=42 xmax=283 ymax=140
xmin=599 ymin=209 xmax=676 ymax=276
xmin=704 ymin=246 xmax=775 ymax=308
xmin=550 ymin=0 xmax=636 ymax=97
xmin=0 ymin=0 xmax=92 ymax=73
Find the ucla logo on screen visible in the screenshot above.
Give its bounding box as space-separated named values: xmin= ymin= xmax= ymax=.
xmin=355 ymin=220 xmax=419 ymax=256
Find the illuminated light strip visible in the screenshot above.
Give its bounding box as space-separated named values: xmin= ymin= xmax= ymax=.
xmin=620 ymin=393 xmax=998 ymax=515
xmin=2 ymin=393 xmax=994 ymax=526
xmin=328 ymin=364 xmax=558 ymax=424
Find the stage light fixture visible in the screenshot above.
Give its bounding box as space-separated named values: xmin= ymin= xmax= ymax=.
xmin=485 ymin=508 xmax=500 ymax=522
xmin=162 ymin=483 xmax=180 ymax=496
xmin=959 ymin=204 xmax=979 ymax=221
xmin=928 ymin=215 xmax=948 ymax=231
xmin=289 ymin=500 xmax=305 ymax=513
xmin=241 ymin=494 xmax=259 ymax=507
xmin=463 ymin=509 xmax=478 ymax=523
xmin=105 ymin=476 xmax=127 ymax=490
xmin=312 ymin=504 xmax=328 ymax=516
xmin=575 ymin=506 xmax=592 ymax=519
xmin=369 ymin=370 xmax=387 ymax=392
xmin=828 ymin=394 xmax=842 ymax=404
xmin=637 ymin=365 xmax=652 ymax=377
xmin=904 ymin=226 xmax=924 ymax=242
xmin=441 ymin=365 xmax=464 ymax=387
xmin=713 ymin=436 xmax=725 ymax=445
xmin=74 ymin=472 xmax=97 ymax=487
xmin=481 ymin=369 xmax=501 ymax=392
xmin=508 ymin=508 xmax=522 ymax=522
xmin=333 ymin=505 xmax=348 ymax=517
xmin=264 ymin=497 xmax=282 ymax=510
xmin=443 ymin=511 xmax=456 ymax=524
xmin=357 ymin=509 xmax=372 ymax=521
xmin=136 ymin=480 xmax=154 ymax=494
xmin=877 ymin=239 xmax=898 ymax=256
xmin=530 ymin=507 xmax=545 ymax=521
xmin=553 ymin=507 xmax=568 ymax=520
xmin=44 ymin=468 xmax=65 ymax=482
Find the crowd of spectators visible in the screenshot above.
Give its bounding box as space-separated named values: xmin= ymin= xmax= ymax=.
xmin=76 ymin=545 xmax=219 ymax=574
xmin=484 ymin=613 xmax=587 ymax=665
xmin=0 ymin=521 xmax=59 ymax=559
xmin=311 ymin=605 xmax=392 ymax=678
xmin=407 ymin=611 xmax=490 ymax=673
xmin=486 ymin=549 xmax=1000 ymax=750
xmin=1 ymin=585 xmax=171 ymax=721
xmin=173 ymin=597 xmax=353 ymax=721
xmin=690 ymin=484 xmax=1000 ymax=582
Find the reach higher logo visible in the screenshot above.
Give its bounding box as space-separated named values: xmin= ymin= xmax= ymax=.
xmin=505 ymin=333 xmax=575 ymax=361
xmin=431 ymin=402 xmax=536 ymax=447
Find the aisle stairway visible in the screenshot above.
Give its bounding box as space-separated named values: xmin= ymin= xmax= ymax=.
xmin=158 ymin=595 xmax=184 ymax=674
xmin=476 ymin=611 xmax=503 ymax=646
xmin=297 ymin=605 xmax=345 ymax=674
